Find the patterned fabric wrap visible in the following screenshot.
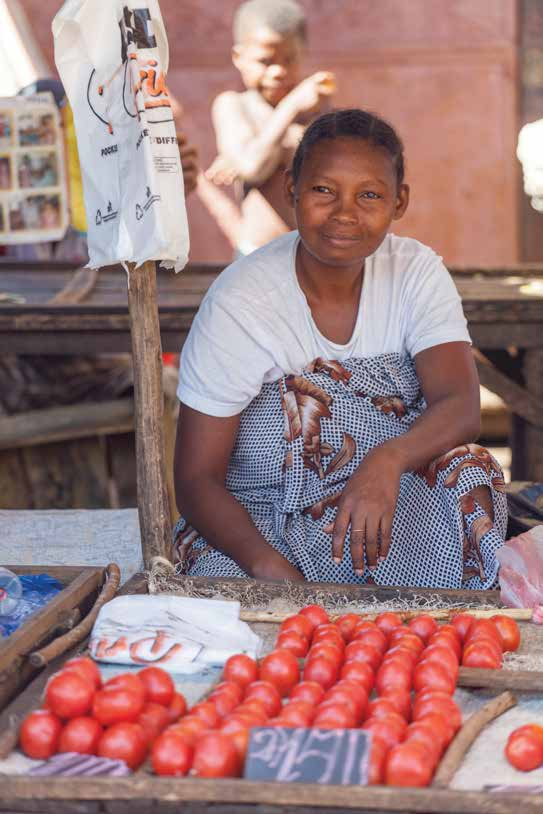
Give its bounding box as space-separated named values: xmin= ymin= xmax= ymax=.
xmin=174 ymin=354 xmax=507 ymax=589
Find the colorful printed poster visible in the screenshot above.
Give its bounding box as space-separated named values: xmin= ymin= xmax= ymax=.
xmin=0 ymin=93 xmax=68 ymax=244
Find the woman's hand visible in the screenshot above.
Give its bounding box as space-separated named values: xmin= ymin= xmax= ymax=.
xmin=331 ymin=446 xmax=406 ymax=574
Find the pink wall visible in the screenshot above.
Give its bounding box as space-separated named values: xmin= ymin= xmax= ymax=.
xmin=25 ymin=0 xmax=519 ymax=265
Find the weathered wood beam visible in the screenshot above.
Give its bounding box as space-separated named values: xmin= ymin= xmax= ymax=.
xmin=475 ymin=351 xmax=543 ymax=429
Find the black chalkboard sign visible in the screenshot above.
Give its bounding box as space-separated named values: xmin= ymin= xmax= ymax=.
xmin=244 ymin=727 xmax=371 ymax=785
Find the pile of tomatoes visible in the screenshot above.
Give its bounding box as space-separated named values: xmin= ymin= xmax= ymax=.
xmin=19 ymin=657 xmax=187 ymax=770
xmin=163 ymin=604 xmax=517 ymax=786
xmin=18 ymin=606 xmax=521 ymax=785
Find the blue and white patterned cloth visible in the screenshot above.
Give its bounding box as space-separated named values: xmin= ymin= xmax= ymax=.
xmin=174 ymin=354 xmax=507 ymax=589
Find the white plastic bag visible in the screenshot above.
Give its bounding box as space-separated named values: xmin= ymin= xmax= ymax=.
xmin=517 ymin=119 xmax=543 ymax=214
xmin=52 ymin=0 xmax=189 ymax=271
xmin=89 ymin=595 xmax=263 ymax=673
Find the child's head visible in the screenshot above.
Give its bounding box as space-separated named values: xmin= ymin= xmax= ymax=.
xmin=232 ymin=0 xmax=306 ymax=106
xmin=287 ymin=109 xmax=409 ymax=269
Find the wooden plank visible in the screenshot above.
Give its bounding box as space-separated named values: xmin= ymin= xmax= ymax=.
xmin=1 ymin=775 xmax=543 ymax=814
xmin=475 ymin=352 xmax=543 ymax=428
xmin=458 ymin=666 xmax=543 ymax=691
xmin=6 ymin=566 xmax=100 ymax=586
xmin=0 ymin=449 xmax=32 ymax=509
xmin=0 ymin=400 xmax=134 ymax=450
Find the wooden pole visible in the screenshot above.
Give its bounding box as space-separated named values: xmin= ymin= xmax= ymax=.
xmin=126 ymin=261 xmax=173 ymax=568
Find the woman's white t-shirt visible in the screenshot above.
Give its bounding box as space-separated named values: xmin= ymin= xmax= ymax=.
xmin=178 ymin=231 xmax=471 ymax=417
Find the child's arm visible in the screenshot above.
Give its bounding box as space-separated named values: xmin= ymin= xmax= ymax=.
xmin=210 ymin=72 xmax=335 ymax=186
xmin=174 ymin=405 xmax=305 ymax=581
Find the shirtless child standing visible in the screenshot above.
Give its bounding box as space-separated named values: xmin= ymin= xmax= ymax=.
xmin=207 ymin=0 xmax=335 ymax=254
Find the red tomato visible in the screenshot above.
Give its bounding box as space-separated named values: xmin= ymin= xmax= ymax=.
xmin=451 ymin=613 xmax=475 ymax=641
xmin=352 ymin=627 xmax=388 ymax=654
xmin=223 ymin=653 xmax=259 ymax=689
xmin=212 ymin=681 xmax=243 ymax=705
xmin=407 ymin=615 xmax=439 ymax=644
xmin=58 ymin=716 xmax=102 ymax=755
xmin=277 ymin=699 xmax=316 ymax=727
xmin=385 ymin=741 xmax=433 ymax=786
xmin=344 ymin=642 xmax=382 ymax=672
xmin=192 ymin=732 xmax=241 ymax=777
xmin=92 ymin=684 xmax=145 ymax=726
xmin=375 ymin=612 xmax=403 ymax=638
xmin=45 ymin=671 xmax=95 ymax=719
xmin=63 ymin=657 xmax=102 ymax=690
xmin=413 ymin=660 xmax=456 ymax=694
xmin=367 ymin=737 xmax=388 ymax=784
xmin=335 ymin=613 xmax=360 ymax=642
xmin=383 ymin=645 xmax=418 ymax=668
xmin=152 ymin=729 xmax=193 ymax=776
xmin=313 ymin=702 xmax=356 ymax=729
xmin=279 ymin=613 xmax=314 ymax=640
xmin=168 ymin=715 xmax=209 ymax=746
xmin=388 ymin=630 xmax=425 ymax=657
xmin=362 ymin=714 xmax=407 ymax=750
xmin=288 ymin=680 xmax=325 ymax=705
xmin=490 ymin=615 xmax=521 ymax=652
xmin=323 ymin=686 xmax=367 ymax=722
xmin=104 ymin=673 xmax=146 ymax=704
xmin=307 ymin=641 xmax=344 ymax=665
xmin=167 ymin=691 xmax=187 ymax=723
xmin=367 ymin=697 xmax=400 ymax=721
xmin=304 ymin=656 xmax=339 ymax=690
xmin=19 ymin=710 xmax=62 ymax=759
xmin=97 ymin=722 xmax=147 ymax=770
xmin=505 ymin=731 xmax=543 ymax=771
xmin=235 ymin=699 xmax=269 ymax=725
xmin=219 ymin=716 xmax=252 ymax=759
xmin=190 ymin=701 xmax=221 ymax=729
xmin=465 ymin=619 xmax=503 ymax=650
xmin=137 ymin=702 xmax=171 ymax=745
xmin=461 ymin=642 xmax=502 ymax=669
xmin=353 ymin=620 xmax=379 ymax=635
xmin=299 ymin=604 xmax=330 ymax=632
xmin=420 ymin=644 xmax=459 ymax=677
xmin=405 ymin=721 xmax=443 ymax=765
xmin=276 ymin=630 xmax=309 ymax=658
xmin=379 ymin=688 xmax=412 ymax=721
xmin=428 ymin=631 xmax=462 ymax=661
xmin=313 ymin=623 xmax=345 ymax=644
xmin=334 ymin=679 xmax=371 ymax=716
xmin=375 ymin=661 xmax=412 ymax=695
xmin=412 ymin=711 xmax=455 ymax=745
xmin=412 ymin=690 xmax=462 ymax=729
xmin=339 ymin=660 xmax=374 ymax=692
xmin=260 ymin=649 xmax=300 ymax=697
xmin=138 ymin=667 xmax=174 ymax=706
xmin=244 ymin=681 xmax=282 ymax=718
xmin=208 ymin=689 xmax=238 ymax=718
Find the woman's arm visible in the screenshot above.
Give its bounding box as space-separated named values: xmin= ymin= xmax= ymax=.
xmin=331 ymin=342 xmax=480 ymax=573
xmin=174 ymin=404 xmax=305 ymax=581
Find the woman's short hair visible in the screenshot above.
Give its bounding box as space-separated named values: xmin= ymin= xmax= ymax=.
xmin=291 ymin=108 xmax=405 ymax=187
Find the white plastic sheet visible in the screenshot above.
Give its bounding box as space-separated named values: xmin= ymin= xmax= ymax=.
xmin=52 ymin=0 xmax=189 ymax=271
xmin=89 ymin=595 xmax=263 ymax=673
xmin=517 ymin=119 xmax=543 ymax=214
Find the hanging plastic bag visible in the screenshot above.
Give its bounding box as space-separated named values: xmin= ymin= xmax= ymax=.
xmin=52 ymin=0 xmax=189 ymax=271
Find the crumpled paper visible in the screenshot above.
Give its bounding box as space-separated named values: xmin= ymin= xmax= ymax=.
xmin=89 ymin=594 xmax=263 ymax=672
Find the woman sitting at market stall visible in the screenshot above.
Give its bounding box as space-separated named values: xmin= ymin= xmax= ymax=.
xmin=173 ymin=108 xmax=507 ymax=590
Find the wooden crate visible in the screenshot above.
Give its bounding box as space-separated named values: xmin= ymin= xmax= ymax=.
xmin=1 ymin=575 xmax=542 ymax=813
xmin=0 ymin=565 xmax=106 ymax=713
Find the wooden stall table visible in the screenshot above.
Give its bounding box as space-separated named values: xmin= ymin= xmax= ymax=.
xmin=1 ymin=260 xmax=543 ymax=481
xmin=0 ymin=573 xmax=543 ymax=813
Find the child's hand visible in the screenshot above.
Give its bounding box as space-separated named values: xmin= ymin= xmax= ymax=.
xmin=288 ymin=72 xmax=336 ymax=115
xmin=205 ymin=154 xmax=239 ymax=186
xmin=330 ymin=446 xmax=406 ymax=575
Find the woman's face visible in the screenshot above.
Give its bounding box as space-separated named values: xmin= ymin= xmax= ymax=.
xmin=286 ymin=136 xmax=409 ymax=271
